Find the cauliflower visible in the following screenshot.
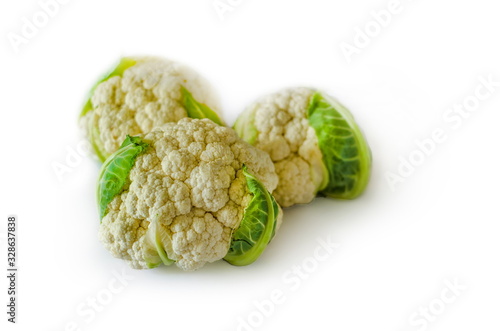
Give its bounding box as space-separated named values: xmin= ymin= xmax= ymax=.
xmin=97 ymin=118 xmax=282 ymax=271
xmin=234 ymin=87 xmax=371 ymax=207
xmin=80 ymin=56 xmax=223 ymax=161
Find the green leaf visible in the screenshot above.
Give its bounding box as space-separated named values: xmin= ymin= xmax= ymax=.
xmin=80 ymin=57 xmax=137 ymax=118
xmin=88 ymin=121 xmax=108 ymax=162
xmin=144 ymin=252 xmax=162 ymax=269
xmin=224 ymin=166 xmax=279 ymax=266
xmin=145 ymin=259 xmax=162 ymax=269
xmin=233 ymin=105 xmax=259 ymax=145
xmin=307 ymin=92 xmax=372 ymax=199
xmin=144 ymin=219 xmax=175 ymax=267
xmin=97 ymin=135 xmax=149 ymax=220
xmin=180 ymin=86 xmax=225 ymax=126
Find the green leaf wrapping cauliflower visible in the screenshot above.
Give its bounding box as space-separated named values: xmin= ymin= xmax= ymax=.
xmin=79 ymin=56 xmax=224 ymax=161
xmin=234 ymin=87 xmax=372 ymax=207
xmin=97 ymin=118 xmax=282 ymax=271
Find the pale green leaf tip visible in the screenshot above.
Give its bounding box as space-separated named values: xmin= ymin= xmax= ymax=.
xmin=180 ymin=86 xmax=225 ymax=126
xmin=156 ymin=234 xmax=175 ymax=266
xmin=89 ymin=123 xmax=109 ymax=163
xmin=233 ymin=106 xmax=259 ymax=145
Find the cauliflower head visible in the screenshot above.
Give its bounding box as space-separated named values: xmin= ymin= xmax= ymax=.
xmin=234 ymin=87 xmax=371 ymax=207
xmin=80 ymin=56 xmax=223 ymax=161
xmin=97 ymin=118 xmax=281 ymax=271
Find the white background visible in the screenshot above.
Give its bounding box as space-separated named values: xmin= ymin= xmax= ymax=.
xmin=1 ymin=0 xmax=499 ymax=330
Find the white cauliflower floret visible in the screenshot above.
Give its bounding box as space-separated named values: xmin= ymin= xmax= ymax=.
xmin=98 ymin=118 xmax=279 ymax=271
xmin=80 ymin=56 xmax=221 ymax=160
xmin=236 ymin=87 xmax=325 ymax=207
xmin=169 ymin=211 xmax=233 ymax=271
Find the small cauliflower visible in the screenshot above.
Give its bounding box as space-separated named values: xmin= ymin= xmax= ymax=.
xmin=80 ymin=56 xmax=223 ymax=161
xmin=234 ymin=87 xmax=371 ymax=207
xmin=97 ymin=118 xmax=282 ymax=271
